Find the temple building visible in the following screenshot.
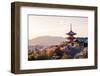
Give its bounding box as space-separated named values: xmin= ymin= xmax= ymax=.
xmin=66 ymin=24 xmax=77 ymax=43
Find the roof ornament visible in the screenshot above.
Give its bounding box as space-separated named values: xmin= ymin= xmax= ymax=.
xmin=66 ymin=24 xmax=77 ymax=35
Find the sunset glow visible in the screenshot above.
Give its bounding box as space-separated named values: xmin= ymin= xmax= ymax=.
xmin=29 ymin=15 xmax=88 ymax=40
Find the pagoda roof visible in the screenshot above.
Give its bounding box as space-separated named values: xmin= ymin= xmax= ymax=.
xmin=66 ymin=30 xmax=77 ymax=35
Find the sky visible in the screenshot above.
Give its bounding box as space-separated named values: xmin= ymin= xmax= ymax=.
xmin=28 ymin=15 xmax=88 ymax=40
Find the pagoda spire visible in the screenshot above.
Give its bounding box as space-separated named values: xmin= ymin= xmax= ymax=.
xmin=66 ymin=24 xmax=76 ymax=35
xmin=70 ymin=24 xmax=72 ymax=31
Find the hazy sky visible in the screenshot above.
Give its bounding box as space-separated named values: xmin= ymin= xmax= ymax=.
xmin=29 ymin=15 xmax=88 ymax=40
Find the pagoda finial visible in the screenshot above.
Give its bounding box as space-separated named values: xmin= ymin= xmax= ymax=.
xmin=70 ymin=24 xmax=72 ymax=31
xmin=66 ymin=24 xmax=76 ymax=35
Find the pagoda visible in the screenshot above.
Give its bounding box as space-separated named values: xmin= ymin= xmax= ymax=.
xmin=66 ymin=24 xmax=77 ymax=43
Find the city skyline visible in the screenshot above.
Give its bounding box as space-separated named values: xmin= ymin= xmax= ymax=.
xmin=29 ymin=15 xmax=88 ymax=40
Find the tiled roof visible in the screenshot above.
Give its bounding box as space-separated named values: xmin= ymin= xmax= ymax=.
xmin=66 ymin=30 xmax=77 ymax=35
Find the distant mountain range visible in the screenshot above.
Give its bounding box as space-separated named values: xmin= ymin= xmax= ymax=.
xmin=29 ymin=36 xmax=66 ymax=46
